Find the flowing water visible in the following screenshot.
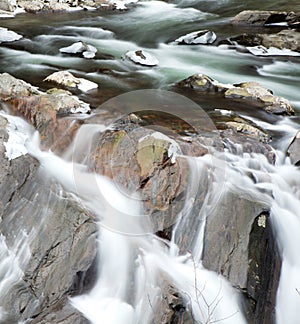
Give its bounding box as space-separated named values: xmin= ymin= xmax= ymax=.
xmin=0 ymin=0 xmax=300 ymax=323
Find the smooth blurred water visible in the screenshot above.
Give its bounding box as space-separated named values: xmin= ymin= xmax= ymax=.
xmin=0 ymin=1 xmax=300 ymax=323
xmin=0 ymin=0 xmax=299 ymax=116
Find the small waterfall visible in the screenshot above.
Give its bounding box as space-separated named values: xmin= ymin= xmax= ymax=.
xmin=0 ymin=102 xmax=299 ymax=323
xmin=23 ymin=122 xmax=247 ymax=324
xmin=217 ymin=151 xmax=300 ymax=324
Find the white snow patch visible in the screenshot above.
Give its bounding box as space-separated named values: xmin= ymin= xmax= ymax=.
xmin=247 ymin=46 xmax=300 ymax=57
xmin=265 ymin=22 xmax=288 ymax=26
xmin=0 ymin=113 xmax=31 ymax=160
xmin=60 ymin=41 xmax=97 ymax=59
xmin=71 ymin=97 xmax=91 ymax=114
xmin=77 ymin=78 xmax=98 ymax=92
xmin=14 ymin=7 xmax=25 ymax=15
xmin=215 ymin=109 xmax=233 ymax=116
xmin=175 ymin=30 xmax=216 ymax=45
xmin=125 ymin=50 xmax=159 ymax=66
xmin=0 ymin=27 xmax=22 ymax=43
xmin=111 ymin=0 xmax=138 ymax=10
xmin=44 ymin=70 xmax=98 ymax=92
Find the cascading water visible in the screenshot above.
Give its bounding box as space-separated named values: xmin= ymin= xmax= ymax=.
xmin=1 ymin=104 xmax=292 ymax=323
xmin=0 ymin=0 xmax=300 ymax=322
xmin=23 ymin=123 xmax=247 ymax=324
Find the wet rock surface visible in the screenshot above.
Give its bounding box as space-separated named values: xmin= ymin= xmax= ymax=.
xmin=0 ymin=114 xmax=97 ymax=323
xmin=0 ymin=73 xmax=89 ymax=152
xmin=0 ymin=68 xmax=290 ymax=323
xmin=231 ymin=10 xmax=300 ymax=27
xmin=287 ymin=130 xmax=300 ymax=165
xmin=16 ymin=0 xmax=115 ymax=13
xmin=177 ymin=73 xmax=294 ymax=115
xmin=228 ymin=29 xmax=300 ymax=54
xmin=85 ymin=114 xmax=207 ymax=230
xmin=202 ymin=198 xmax=281 ymax=324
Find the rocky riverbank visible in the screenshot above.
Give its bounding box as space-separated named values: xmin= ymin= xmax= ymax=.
xmin=0 ymin=0 xmax=117 ymax=14
xmin=0 ymin=67 xmax=298 ymax=322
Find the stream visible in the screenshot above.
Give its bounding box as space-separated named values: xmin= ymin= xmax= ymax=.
xmin=0 ymin=0 xmax=300 ymax=323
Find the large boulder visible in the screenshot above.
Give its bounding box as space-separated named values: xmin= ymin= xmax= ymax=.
xmin=0 ymin=114 xmax=97 ymax=323
xmin=202 ymin=203 xmax=281 ymax=323
xmin=0 ymin=0 xmax=17 ymax=12
xmin=177 ymin=73 xmax=294 ymax=115
xmin=0 ymin=73 xmax=89 ymax=153
xmin=231 ymin=10 xmax=300 ymax=27
xmin=229 ymin=29 xmax=300 ymax=55
xmin=211 ymin=109 xmax=271 ymax=144
xmin=224 ymin=81 xmax=294 ymax=115
xmin=85 ymin=114 xmax=207 ymax=231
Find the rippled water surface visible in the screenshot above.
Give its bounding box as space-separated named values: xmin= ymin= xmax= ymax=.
xmin=0 ymin=0 xmax=299 ymax=117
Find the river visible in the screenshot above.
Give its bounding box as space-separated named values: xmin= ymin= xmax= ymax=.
xmin=0 ymin=0 xmax=300 ymax=323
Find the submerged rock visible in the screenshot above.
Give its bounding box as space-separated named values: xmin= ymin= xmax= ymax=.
xmin=231 ymin=10 xmax=299 ymax=27
xmin=44 ymin=71 xmax=98 ymax=92
xmin=287 ymin=130 xmax=300 ymax=166
xmin=125 ymin=50 xmax=159 ymax=66
xmin=175 ymin=30 xmax=217 ymax=45
xmin=59 ymin=41 xmax=97 ymax=59
xmin=177 ymin=73 xmax=294 ymax=115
